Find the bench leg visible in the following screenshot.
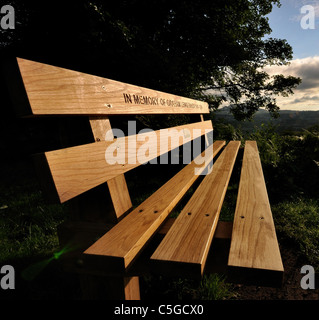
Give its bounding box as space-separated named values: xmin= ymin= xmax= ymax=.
xmin=124 ymin=276 xmax=140 ymax=300
xmin=80 ymin=274 xmax=140 ymax=300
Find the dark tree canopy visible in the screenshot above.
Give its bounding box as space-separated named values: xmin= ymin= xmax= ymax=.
xmin=1 ymin=0 xmax=301 ymax=120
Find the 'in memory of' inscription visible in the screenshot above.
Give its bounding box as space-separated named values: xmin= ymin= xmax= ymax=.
xmin=123 ymin=93 xmax=202 ymax=109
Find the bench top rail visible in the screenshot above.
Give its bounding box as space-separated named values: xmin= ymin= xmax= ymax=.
xmin=6 ymin=58 xmax=209 ymax=117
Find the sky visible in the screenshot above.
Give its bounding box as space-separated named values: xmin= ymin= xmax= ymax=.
xmin=265 ymin=0 xmax=319 ymax=110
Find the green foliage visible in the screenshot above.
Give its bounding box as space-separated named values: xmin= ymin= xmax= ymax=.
xmin=235 ymin=122 xmax=319 ymax=202
xmin=214 ymin=109 xmax=319 ymax=135
xmin=249 ymin=122 xmax=282 ymax=167
xmin=2 ymin=0 xmax=300 ymax=120
xmin=212 ymin=120 xmax=244 ymax=143
xmin=197 ymin=274 xmax=235 ymax=300
xmin=273 ymin=198 xmax=319 ymax=269
xmin=215 ymin=121 xmax=319 ymax=267
xmin=0 ymin=185 xmax=66 ymax=263
xmin=169 ymin=274 xmax=235 ymax=300
xmin=219 ymin=183 xmax=240 ymax=221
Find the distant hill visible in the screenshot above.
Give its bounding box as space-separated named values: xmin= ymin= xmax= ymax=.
xmin=212 ymin=107 xmax=319 ymax=134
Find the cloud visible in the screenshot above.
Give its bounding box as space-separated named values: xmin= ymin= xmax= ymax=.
xmin=289 ymin=0 xmax=319 ymax=23
xmin=291 ymin=95 xmax=319 ymax=103
xmin=263 ymin=56 xmax=319 ymax=110
xmin=264 ymin=56 xmax=319 ymax=87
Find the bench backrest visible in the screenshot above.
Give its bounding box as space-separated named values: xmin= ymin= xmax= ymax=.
xmin=6 ymin=58 xmax=213 ymax=220
xmin=4 ymin=58 xmax=284 ymax=287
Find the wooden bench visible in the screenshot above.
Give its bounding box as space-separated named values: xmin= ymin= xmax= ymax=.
xmin=4 ymin=57 xmax=284 ymax=299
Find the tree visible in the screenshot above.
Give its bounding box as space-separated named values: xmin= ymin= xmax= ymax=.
xmin=1 ymin=0 xmax=301 ymax=120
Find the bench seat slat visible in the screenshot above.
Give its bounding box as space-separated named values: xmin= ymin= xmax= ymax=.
xmin=11 ymin=58 xmax=209 ymax=116
xmin=43 ymin=120 xmax=213 ymax=203
xmin=228 ymin=141 xmax=284 ymax=273
xmin=83 ymin=141 xmax=226 ymax=271
xmin=150 ymin=141 xmax=240 ymax=276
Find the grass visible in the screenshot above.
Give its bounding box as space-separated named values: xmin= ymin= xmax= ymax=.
xmin=142 ymin=273 xmax=235 ymax=300
xmin=0 ymin=168 xmax=238 ymax=300
xmin=1 ymin=126 xmax=318 ymax=300
xmin=272 ymin=197 xmax=319 ymax=269
xmin=198 ymin=274 xmax=235 ymax=300
xmin=0 ymin=183 xmax=66 ymax=264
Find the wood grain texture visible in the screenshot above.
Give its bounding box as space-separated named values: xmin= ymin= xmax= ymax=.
xmin=89 ymin=116 xmax=113 ymax=142
xmin=107 ymin=175 xmax=132 ymax=220
xmin=44 ymin=121 xmax=213 ymax=203
xmin=124 ymin=277 xmax=140 ymax=300
xmin=158 ymin=218 xmax=233 ymax=239
xmin=150 ymin=141 xmax=240 ymax=276
xmin=16 ymin=57 xmax=209 ymax=115
xmin=228 ymin=141 xmax=284 ymax=272
xmin=83 ymin=141 xmax=226 ymax=271
xmin=200 ymin=114 xmax=210 ymax=146
xmin=89 ymin=116 xmax=132 ymax=220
